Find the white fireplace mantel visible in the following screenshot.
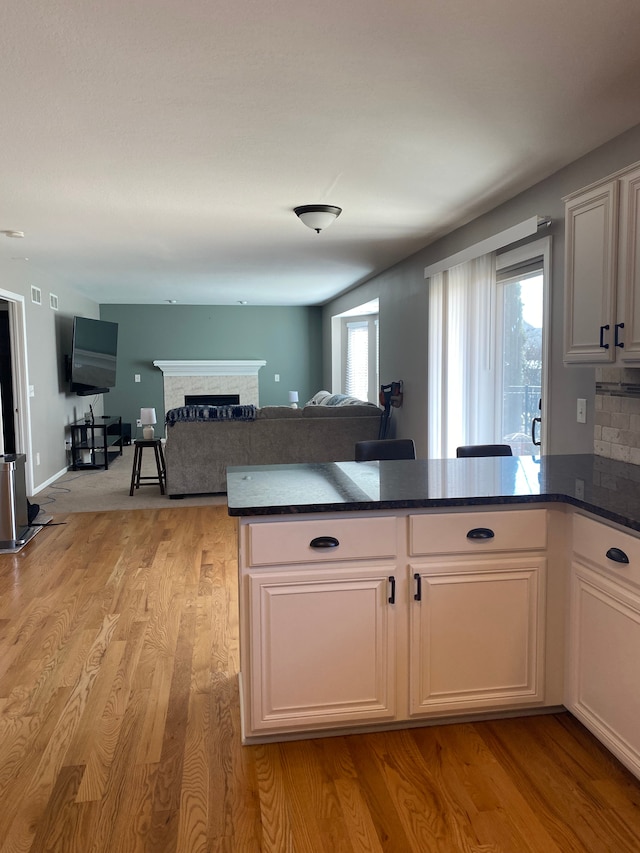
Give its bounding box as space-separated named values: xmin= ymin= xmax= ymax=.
xmin=154 ymin=360 xmax=266 ymax=410
xmin=153 ymin=360 xmax=266 ymax=377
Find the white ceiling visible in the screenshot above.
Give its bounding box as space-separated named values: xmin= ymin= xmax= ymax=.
xmin=2 ymin=1 xmax=640 ymax=307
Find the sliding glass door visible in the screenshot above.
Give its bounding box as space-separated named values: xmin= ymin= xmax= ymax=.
xmin=496 ymin=265 xmax=544 ymax=455
xmin=428 ymin=238 xmax=549 ymax=458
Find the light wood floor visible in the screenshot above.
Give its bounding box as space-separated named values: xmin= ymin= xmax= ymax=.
xmin=1 ymin=506 xmax=639 ymax=852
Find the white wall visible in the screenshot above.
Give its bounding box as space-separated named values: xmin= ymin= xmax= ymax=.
xmin=323 ymin=122 xmax=640 ymax=458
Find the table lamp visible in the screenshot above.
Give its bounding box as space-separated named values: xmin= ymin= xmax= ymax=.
xmin=288 ymin=391 xmax=299 ymax=409
xmin=140 ymin=407 xmax=157 ymax=439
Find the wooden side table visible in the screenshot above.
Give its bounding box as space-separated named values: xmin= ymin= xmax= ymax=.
xmin=129 ymin=439 xmax=166 ymax=496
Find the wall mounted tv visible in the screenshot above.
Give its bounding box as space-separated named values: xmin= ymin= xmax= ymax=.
xmin=69 ymin=317 xmax=118 ymax=396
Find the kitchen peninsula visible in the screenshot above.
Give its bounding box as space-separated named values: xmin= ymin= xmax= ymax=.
xmin=227 ymin=454 xmax=640 ymax=781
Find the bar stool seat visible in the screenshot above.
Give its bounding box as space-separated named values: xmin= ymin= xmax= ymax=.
xmin=129 ymin=439 xmax=166 ymax=496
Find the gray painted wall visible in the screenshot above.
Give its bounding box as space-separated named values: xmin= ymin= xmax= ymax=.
xmin=323 ymin=122 xmax=640 ymax=458
xmin=0 ymin=266 xmax=100 ymax=494
xmin=99 ymin=304 xmax=323 ymax=433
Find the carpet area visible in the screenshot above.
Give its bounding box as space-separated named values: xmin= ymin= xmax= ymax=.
xmin=32 ymin=444 xmax=227 ymax=515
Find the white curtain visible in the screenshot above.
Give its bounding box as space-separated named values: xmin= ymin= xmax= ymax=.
xmin=428 ymin=253 xmax=496 ymax=458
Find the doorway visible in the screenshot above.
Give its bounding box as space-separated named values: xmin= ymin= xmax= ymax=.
xmin=0 ymin=291 xmax=33 ymax=492
xmin=428 ymin=236 xmax=550 ymax=458
xmin=495 ymin=238 xmax=550 ymax=455
xmin=0 ymin=303 xmax=17 ymax=454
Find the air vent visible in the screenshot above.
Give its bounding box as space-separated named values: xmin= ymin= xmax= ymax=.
xmin=49 ymin=293 xmax=59 ymax=310
xmin=30 ymin=286 xmax=41 ymax=305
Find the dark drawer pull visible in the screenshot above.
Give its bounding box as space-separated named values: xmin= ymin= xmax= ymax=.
xmin=388 ymin=576 xmax=396 ymax=605
xmin=467 ymin=527 xmax=495 ymax=540
xmin=599 ymin=324 xmax=610 ymax=349
xmin=606 ymin=546 xmax=629 ymax=564
xmin=309 ymin=536 xmax=340 ymax=549
xmin=414 ymin=572 xmax=422 ymax=601
xmin=615 ymin=322 xmax=625 ymax=348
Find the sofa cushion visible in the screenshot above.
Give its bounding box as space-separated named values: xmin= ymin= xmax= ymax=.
xmin=256 ymin=406 xmax=304 ymax=419
xmin=302 ymin=404 xmax=381 ymax=418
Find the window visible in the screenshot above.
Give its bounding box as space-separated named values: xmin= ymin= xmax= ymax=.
xmin=332 ymin=299 xmax=379 ymax=403
xmin=495 ymin=259 xmax=543 ymax=455
xmin=344 ymin=317 xmax=378 ymax=400
xmin=428 ymin=240 xmax=548 ymax=458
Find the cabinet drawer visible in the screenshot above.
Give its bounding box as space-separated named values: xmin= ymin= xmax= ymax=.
xmin=248 ymin=516 xmax=397 ymax=566
xmin=409 ymin=510 xmax=547 ymax=556
xmin=573 ymin=514 xmax=640 ymax=589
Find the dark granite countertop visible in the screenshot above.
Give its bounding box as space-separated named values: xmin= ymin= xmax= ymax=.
xmin=226 ymin=454 xmax=640 ymax=533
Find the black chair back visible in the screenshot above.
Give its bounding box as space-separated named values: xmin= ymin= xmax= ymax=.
xmin=456 ymin=444 xmax=512 ymax=458
xmin=355 ymin=438 xmax=416 ymax=461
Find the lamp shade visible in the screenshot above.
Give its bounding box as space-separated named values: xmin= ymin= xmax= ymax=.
xmin=288 ymin=391 xmax=299 ymax=403
xmin=294 ymin=205 xmax=342 ymax=233
xmin=140 ymin=407 xmax=157 ymax=426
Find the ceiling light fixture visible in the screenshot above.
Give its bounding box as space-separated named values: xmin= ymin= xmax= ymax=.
xmin=293 ymin=205 xmax=342 ymax=234
xmin=1 ymin=230 xmax=25 ymax=238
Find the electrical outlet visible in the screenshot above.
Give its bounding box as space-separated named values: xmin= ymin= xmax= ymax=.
xmin=36 ymin=452 xmax=40 ymax=466
xmin=134 ymin=374 xmax=141 ymax=383
xmin=136 ymin=419 xmax=142 ymax=427
xmin=274 ymin=374 xmax=280 ymax=382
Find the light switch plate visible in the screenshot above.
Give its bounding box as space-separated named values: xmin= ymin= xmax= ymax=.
xmin=577 ymin=398 xmax=587 ymax=423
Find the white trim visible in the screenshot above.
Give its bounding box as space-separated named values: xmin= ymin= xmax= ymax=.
xmin=0 ymin=288 xmax=34 ymax=494
xmin=153 ymin=359 xmax=266 ymax=376
xmin=424 ymin=216 xmax=542 ymax=279
xmin=31 ymin=465 xmax=69 ymax=495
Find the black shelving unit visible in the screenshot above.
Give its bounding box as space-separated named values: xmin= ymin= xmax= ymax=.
xmin=70 ymin=415 xmax=123 ymax=470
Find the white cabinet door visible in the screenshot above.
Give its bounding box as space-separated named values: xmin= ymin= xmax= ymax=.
xmin=246 ymin=564 xmax=397 ymax=733
xmin=409 ymin=557 xmax=546 ymax=716
xmin=617 ymin=165 xmax=640 ymax=361
xmin=567 ymin=561 xmax=640 ymax=779
xmin=564 ymin=180 xmax=618 ymax=363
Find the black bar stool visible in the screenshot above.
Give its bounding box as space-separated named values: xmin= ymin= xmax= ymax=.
xmin=129 ymin=439 xmax=166 ymax=496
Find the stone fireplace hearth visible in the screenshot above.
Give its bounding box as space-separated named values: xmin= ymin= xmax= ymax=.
xmin=153 ymin=360 xmax=266 ymax=412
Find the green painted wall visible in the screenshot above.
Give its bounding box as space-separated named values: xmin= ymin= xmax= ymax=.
xmin=99 ymin=304 xmax=323 ymax=435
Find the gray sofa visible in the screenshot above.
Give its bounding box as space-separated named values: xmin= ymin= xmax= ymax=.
xmin=164 ymin=395 xmax=382 ymax=496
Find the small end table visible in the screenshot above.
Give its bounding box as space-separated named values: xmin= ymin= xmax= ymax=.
xmin=129 ymin=439 xmax=166 ymax=496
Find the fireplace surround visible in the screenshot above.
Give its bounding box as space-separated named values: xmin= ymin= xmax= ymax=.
xmin=153 ymin=360 xmax=266 ymax=412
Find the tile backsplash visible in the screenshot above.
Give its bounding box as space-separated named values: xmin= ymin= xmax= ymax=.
xmin=595 ymin=368 xmax=640 ymax=463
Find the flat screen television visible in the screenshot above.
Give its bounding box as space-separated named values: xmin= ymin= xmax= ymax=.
xmin=69 ymin=317 xmax=118 ymax=396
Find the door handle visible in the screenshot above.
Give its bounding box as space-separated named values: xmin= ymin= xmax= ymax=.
xmin=388 ymin=576 xmax=396 ymax=604
xmin=414 ymin=572 xmax=422 ymax=601
xmin=615 ymin=322 xmax=625 ymax=348
xmin=531 ymin=417 xmax=541 ymax=447
xmin=599 ymin=324 xmax=610 ymax=349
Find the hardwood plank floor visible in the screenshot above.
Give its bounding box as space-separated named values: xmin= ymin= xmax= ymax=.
xmin=1 ymin=506 xmax=639 ymax=852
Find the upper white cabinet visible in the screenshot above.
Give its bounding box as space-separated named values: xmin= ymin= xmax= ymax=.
xmin=564 ymin=162 xmax=640 ymax=364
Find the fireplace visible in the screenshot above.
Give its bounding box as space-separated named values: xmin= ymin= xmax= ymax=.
xmin=153 ymin=360 xmax=266 ymax=411
xmin=185 ymin=394 xmax=240 ymax=406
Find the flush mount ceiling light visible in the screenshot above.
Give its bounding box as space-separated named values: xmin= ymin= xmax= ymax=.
xmin=1 ymin=230 xmax=25 ymax=238
xmin=294 ymin=205 xmax=342 ymax=234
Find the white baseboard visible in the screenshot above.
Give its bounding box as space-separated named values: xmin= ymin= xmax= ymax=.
xmin=31 ymin=466 xmax=70 ymax=495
